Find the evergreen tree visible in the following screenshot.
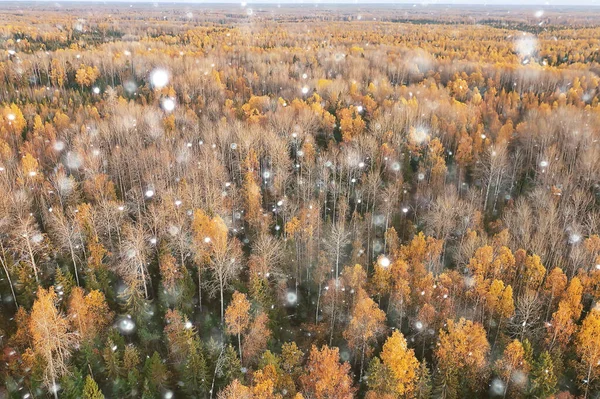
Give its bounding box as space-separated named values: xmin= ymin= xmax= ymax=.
xmin=414 ymin=360 xmax=432 ymax=399
xmin=143 ymin=352 xmax=170 ymax=397
xmin=530 ymin=351 xmax=557 ymax=399
xmin=221 ymin=344 xmax=243 ymax=386
xmin=182 ymin=338 xmax=209 ymax=396
xmin=103 ymin=338 xmax=122 ymax=379
xmin=60 ymin=367 xmax=85 ymax=399
xmin=54 ymin=266 xmax=75 ymax=299
xmin=123 ymin=345 xmax=141 ymax=398
xmin=82 ymin=375 xmax=105 ymax=399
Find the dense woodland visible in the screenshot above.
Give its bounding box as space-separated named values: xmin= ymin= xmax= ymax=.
xmin=0 ymin=3 xmax=600 ymax=399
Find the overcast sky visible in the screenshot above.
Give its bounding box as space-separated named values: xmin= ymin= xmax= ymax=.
xmin=7 ymin=0 xmax=600 ymax=4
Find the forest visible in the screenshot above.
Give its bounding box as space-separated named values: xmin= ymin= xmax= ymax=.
xmin=0 ymin=3 xmax=599 ymax=398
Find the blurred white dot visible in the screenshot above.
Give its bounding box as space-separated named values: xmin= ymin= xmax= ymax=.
xmin=301 ymin=86 xmax=309 ymax=94
xmin=162 ymin=97 xmax=176 ymax=112
xmin=286 ymin=291 xmax=298 ymax=305
xmin=54 ymin=141 xmax=65 ymax=151
xmin=378 ymin=256 xmax=390 ymax=268
xmin=150 ymin=69 xmax=169 ymax=89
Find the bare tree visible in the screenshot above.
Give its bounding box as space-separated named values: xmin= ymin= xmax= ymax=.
xmin=47 ymin=208 xmax=84 ymax=285
xmin=119 ymin=223 xmax=151 ymax=299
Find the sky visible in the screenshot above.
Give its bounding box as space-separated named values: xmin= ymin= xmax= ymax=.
xmin=6 ymin=0 xmax=600 ymax=4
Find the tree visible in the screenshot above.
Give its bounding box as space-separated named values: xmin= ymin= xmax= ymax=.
xmin=243 ymin=312 xmax=271 ymax=366
xmin=82 ymin=375 xmax=105 ymax=399
xmin=225 ymin=291 xmax=251 ymax=363
xmin=47 ymin=208 xmax=84 ymax=286
xmin=435 ymin=318 xmax=490 ymax=398
xmin=343 ymin=289 xmax=386 ymax=378
xmin=530 ymin=351 xmax=557 ymax=399
xmin=192 ymin=211 xmax=242 ymax=322
xmin=252 ymin=364 xmax=282 ymax=399
xmin=414 ymin=360 xmax=432 ymax=399
xmin=300 ymin=345 xmax=356 ymax=399
xmin=494 ymin=340 xmax=530 ymax=398
xmin=29 ymin=287 xmax=77 ymax=399
xmin=522 ymin=254 xmax=546 ymax=292
xmin=218 ymin=379 xmax=252 ymax=399
xmin=220 ymin=344 xmax=244 ymax=385
xmin=68 ymin=287 xmax=113 ymax=342
xmin=546 ymin=277 xmax=583 ymax=350
xmin=164 ymin=309 xmax=195 ymax=363
xmin=123 ymin=345 xmax=141 ymax=398
xmin=120 ymin=223 xmax=151 ymax=299
xmin=242 ymin=169 xmax=263 ymax=230
xmin=12 ymin=213 xmax=49 ymax=283
xmin=574 ymin=310 xmax=600 ymax=398
xmin=75 ymin=64 xmax=100 ymax=89
xmin=370 ymin=330 xmax=420 ymax=398
xmin=143 ymin=352 xmax=170 ymax=397
xmin=182 ymin=338 xmax=209 ymax=397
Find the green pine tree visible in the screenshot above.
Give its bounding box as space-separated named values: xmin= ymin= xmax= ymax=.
xmin=176 ymin=268 xmax=197 ymax=317
xmin=365 ymin=357 xmax=394 ymax=396
xmin=182 ymin=337 xmax=209 ymax=396
xmin=54 ymin=266 xmax=75 ymax=299
xmin=60 ymin=367 xmax=84 ymax=399
xmin=220 ymin=344 xmax=243 ymax=386
xmin=522 ymin=339 xmax=534 ymax=367
xmin=16 ymin=262 xmax=38 ymax=308
xmin=529 ymin=351 xmax=557 ymax=399
xmin=414 ymin=359 xmax=432 ymax=399
xmin=124 ymin=345 xmax=141 ymax=398
xmin=103 ymin=338 xmax=123 ymax=379
xmin=433 ymin=367 xmax=459 ymax=399
xmin=143 ymin=352 xmax=170 ymax=397
xmin=82 ymin=375 xmax=105 ymax=399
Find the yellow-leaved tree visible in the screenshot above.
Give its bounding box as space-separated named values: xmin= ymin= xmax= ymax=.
xmin=575 ymin=309 xmax=600 ymax=398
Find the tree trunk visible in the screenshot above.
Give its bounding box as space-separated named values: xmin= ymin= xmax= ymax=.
xmin=315 ymin=283 xmax=321 ymax=324
xmin=220 ymin=279 xmax=225 ymax=324
xmin=585 ymin=362 xmax=593 ymax=398
xmin=198 ymin=267 xmax=202 ymax=311
xmin=49 ymin=353 xmax=59 ymax=399
xmin=25 ymin=235 xmax=39 ymax=283
xmin=359 ymin=341 xmax=366 ymax=381
xmin=210 ymin=346 xmax=224 ymax=399
xmin=329 ymin=288 xmax=337 ymax=345
xmin=68 ymin=240 xmax=80 ymax=286
xmin=0 ymin=251 xmax=17 ymax=308
xmin=238 ymin=332 xmax=243 ymax=364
